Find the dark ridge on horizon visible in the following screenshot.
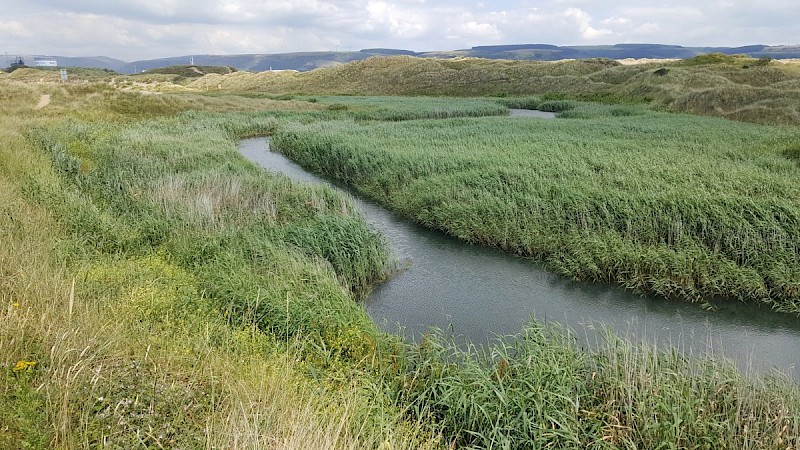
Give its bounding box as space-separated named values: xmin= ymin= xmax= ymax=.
xmin=9 ymin=43 xmax=800 ymax=74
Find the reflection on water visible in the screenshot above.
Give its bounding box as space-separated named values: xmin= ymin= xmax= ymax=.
xmin=240 ymin=137 xmax=800 ymax=382
xmin=508 ymin=108 xmax=557 ymax=119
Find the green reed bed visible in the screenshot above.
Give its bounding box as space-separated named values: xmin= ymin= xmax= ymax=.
xmin=398 ymin=324 xmax=800 ymax=449
xmin=271 ymin=105 xmax=800 ymax=311
xmin=496 ymin=96 xmax=581 ymax=113
xmin=307 ymin=95 xmax=509 ymax=121
xmin=26 ymin=115 xmax=391 ymax=358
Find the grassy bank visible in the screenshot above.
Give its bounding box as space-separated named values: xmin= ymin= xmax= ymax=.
xmin=399 ymin=324 xmax=800 ymax=449
xmin=0 ymin=82 xmax=435 ymax=448
xmin=272 ymin=103 xmax=800 ymax=312
xmin=2 ymin=76 xmax=800 ymax=449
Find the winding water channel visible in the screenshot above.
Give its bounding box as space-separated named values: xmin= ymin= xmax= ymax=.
xmin=240 ymin=130 xmax=800 ymax=382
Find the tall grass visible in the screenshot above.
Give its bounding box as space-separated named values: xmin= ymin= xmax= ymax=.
xmin=272 ymin=106 xmax=800 ymax=311
xmin=0 ymin=82 xmax=433 ymax=448
xmin=4 ymin=75 xmax=800 ymax=449
xmin=308 ymin=95 xmax=508 ymax=121
xmin=27 ymin=113 xmax=393 ymax=352
xmin=398 ymin=324 xmax=800 ymax=449
xmin=0 ymin=135 xmax=62 ymax=448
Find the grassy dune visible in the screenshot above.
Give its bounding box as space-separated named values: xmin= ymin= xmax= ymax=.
xmin=2 ymin=64 xmax=800 ymax=449
xmin=189 ymin=54 xmax=800 ymax=125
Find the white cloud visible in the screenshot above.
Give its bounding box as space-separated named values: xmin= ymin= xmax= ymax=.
xmin=632 ymin=22 xmax=661 ymax=36
xmin=618 ymin=6 xmax=704 ymax=21
xmin=0 ymin=21 xmax=35 ymax=39
xmin=365 ymin=1 xmax=428 ymax=38
xmin=602 ymin=17 xmax=631 ymax=26
xmin=462 ymin=21 xmax=501 ymax=40
xmin=564 ymin=8 xmax=613 ymax=41
xmin=1 ymin=0 xmax=797 ymax=60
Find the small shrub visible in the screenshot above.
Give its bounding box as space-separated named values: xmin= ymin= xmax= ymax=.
xmin=753 ymin=56 xmax=773 ymax=67
xmin=682 ymin=53 xmax=749 ymax=66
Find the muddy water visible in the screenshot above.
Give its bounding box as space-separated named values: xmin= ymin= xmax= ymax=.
xmin=240 ymin=138 xmax=800 ymax=381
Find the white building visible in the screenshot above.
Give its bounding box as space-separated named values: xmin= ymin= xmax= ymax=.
xmin=33 ymin=57 xmax=58 ymax=67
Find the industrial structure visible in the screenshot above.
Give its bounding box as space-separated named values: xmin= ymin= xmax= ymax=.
xmin=4 ymin=55 xmax=58 ymax=69
xmin=33 ymin=57 xmax=58 ymax=67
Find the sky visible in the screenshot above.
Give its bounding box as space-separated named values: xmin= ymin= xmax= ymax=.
xmin=1 ymin=1 xmax=797 ymax=62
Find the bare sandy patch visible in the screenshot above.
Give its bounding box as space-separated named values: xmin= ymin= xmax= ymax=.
xmin=35 ymin=94 xmax=51 ymax=109
xmin=616 ymin=58 xmax=680 ymax=65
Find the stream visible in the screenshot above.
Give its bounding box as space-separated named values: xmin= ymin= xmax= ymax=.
xmin=240 ymin=134 xmax=800 ymax=382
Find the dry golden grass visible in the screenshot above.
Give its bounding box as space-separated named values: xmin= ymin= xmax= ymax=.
xmin=209 ymin=355 xmax=439 ymax=450
xmin=0 ymin=75 xmax=322 ymax=123
xmin=616 ymin=58 xmax=681 ymax=65
xmin=180 ymin=55 xmax=800 ymax=124
xmin=1 ymin=127 xmax=89 ymax=447
xmin=5 ymin=56 xmax=798 ymax=124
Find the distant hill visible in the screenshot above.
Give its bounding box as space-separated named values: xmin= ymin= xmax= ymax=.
xmin=442 ymin=43 xmax=800 ymax=61
xmin=27 ymin=44 xmax=800 ymax=73
xmin=117 ymin=52 xmax=378 ymax=73
xmin=38 ymin=56 xmax=127 ymax=72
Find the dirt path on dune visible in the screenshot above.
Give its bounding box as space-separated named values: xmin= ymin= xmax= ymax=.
xmin=35 ymin=94 xmax=51 ymax=109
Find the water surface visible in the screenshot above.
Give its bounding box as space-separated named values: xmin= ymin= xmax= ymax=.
xmin=240 ymin=138 xmax=800 ymax=381
xmin=508 ymin=108 xmax=557 ymax=119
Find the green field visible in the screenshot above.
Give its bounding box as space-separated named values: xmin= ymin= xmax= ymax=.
xmin=2 ymin=61 xmax=800 ymax=449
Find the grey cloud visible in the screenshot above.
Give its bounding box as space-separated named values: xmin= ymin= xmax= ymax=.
xmin=23 ymin=0 xmax=355 ymax=26
xmin=2 ymin=0 xmax=798 ymax=61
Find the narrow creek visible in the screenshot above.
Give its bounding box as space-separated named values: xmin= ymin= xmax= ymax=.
xmin=240 ymin=136 xmax=800 ymax=382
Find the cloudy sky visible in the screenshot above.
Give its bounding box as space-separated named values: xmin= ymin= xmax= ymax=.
xmin=1 ymin=1 xmax=797 ymax=61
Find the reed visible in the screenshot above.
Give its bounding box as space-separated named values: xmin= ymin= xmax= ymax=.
xmin=398 ymin=324 xmax=800 ymax=449
xmin=271 ymin=104 xmax=800 ymax=311
xmin=308 ymin=95 xmax=508 ymax=121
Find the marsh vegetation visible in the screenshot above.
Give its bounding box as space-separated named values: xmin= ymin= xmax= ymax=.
xmin=272 ymin=103 xmax=800 ymax=311
xmin=1 ymin=57 xmax=799 ymax=448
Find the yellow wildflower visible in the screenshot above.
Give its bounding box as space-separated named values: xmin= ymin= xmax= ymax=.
xmin=11 ymin=302 xmax=20 ymax=308
xmin=13 ymin=360 xmax=36 ymax=372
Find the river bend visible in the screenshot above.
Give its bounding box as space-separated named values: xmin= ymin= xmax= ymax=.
xmin=240 ymin=137 xmax=800 ymax=382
